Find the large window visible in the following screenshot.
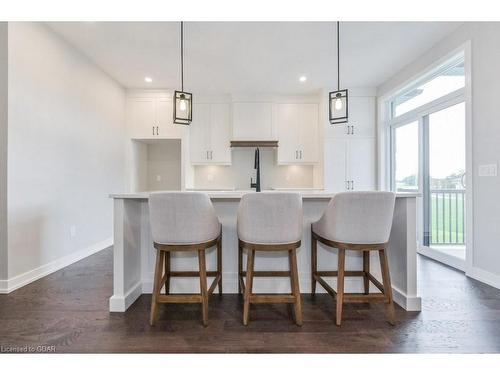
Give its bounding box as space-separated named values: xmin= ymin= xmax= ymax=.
xmin=391 ymin=56 xmax=464 ymax=118
xmin=393 ymin=121 xmax=419 ymax=191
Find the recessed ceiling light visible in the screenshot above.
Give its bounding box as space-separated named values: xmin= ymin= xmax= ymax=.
xmin=299 ymin=76 xmax=307 ymax=82
xmin=144 ymin=76 xmax=153 ymax=83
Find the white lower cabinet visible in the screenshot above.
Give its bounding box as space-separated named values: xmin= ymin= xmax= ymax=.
xmin=277 ymin=103 xmax=319 ymax=164
xmin=190 ymin=103 xmax=231 ymax=164
xmin=127 ymin=96 xmax=182 ymax=139
xmin=325 ymin=137 xmax=376 ymax=192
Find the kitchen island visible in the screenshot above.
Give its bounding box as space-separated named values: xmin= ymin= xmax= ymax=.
xmin=108 ymin=191 xmax=421 ymax=312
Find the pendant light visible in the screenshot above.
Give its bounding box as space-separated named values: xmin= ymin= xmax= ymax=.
xmin=329 ymin=21 xmax=348 ymax=125
xmin=173 ymin=21 xmax=193 ymax=125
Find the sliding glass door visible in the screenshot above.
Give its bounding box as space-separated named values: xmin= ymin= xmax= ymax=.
xmin=424 ymin=102 xmax=466 ymax=253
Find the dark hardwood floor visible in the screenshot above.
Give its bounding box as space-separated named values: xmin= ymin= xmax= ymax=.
xmin=1 ymin=248 xmax=500 ymax=353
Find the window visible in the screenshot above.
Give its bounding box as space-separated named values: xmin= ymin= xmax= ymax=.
xmin=393 ymin=121 xmax=419 ymax=191
xmin=391 ymin=56 xmax=464 ymax=118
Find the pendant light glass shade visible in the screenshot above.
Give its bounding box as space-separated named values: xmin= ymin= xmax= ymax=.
xmin=173 ymin=90 xmax=192 ymax=124
xmin=329 ymin=22 xmax=348 ymax=125
xmin=173 ymin=21 xmax=193 ymax=125
xmin=329 ymin=89 xmax=348 ymax=124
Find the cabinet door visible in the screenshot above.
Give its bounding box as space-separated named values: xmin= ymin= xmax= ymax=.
xmin=232 ymin=102 xmax=274 ymax=141
xmin=277 ymin=104 xmax=299 ymax=164
xmin=128 ymin=98 xmax=156 ymax=139
xmin=210 ymin=103 xmax=231 ymax=164
xmin=189 ymin=103 xmax=210 ymax=164
xmin=347 ymin=96 xmax=376 ymax=138
xmin=298 ymin=103 xmax=319 ymax=163
xmin=348 ymin=138 xmax=376 ymax=191
xmin=324 ymin=138 xmax=348 ymax=192
xmin=156 ymin=98 xmax=182 ymax=139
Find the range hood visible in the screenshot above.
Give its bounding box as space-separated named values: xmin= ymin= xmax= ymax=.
xmin=230 ymin=140 xmax=278 ymax=148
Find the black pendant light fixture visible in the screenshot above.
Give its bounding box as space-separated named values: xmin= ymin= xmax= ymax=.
xmin=173 ymin=21 xmax=193 ymax=125
xmin=329 ymin=21 xmax=348 ymax=125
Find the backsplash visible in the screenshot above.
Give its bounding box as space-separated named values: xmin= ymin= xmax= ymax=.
xmin=193 ymin=148 xmax=314 ymax=190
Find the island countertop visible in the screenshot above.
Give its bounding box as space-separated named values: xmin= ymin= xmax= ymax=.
xmin=109 ymin=190 xmax=420 ymax=200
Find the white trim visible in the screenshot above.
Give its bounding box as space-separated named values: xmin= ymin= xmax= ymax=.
xmin=109 ymin=280 xmax=143 ymax=312
xmin=468 ymin=266 xmax=500 ymax=290
xmin=418 ymin=246 xmax=466 ymax=272
xmin=0 ymin=237 xmax=112 ymax=294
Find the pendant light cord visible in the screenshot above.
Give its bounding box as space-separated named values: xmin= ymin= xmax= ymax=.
xmin=181 ymin=21 xmax=184 ymax=92
xmin=337 ymin=21 xmax=340 ymax=91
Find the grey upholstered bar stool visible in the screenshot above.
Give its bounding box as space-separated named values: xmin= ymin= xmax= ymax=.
xmin=237 ymin=192 xmax=303 ymax=326
xmin=311 ymin=191 xmax=396 ymax=326
xmin=148 ymin=192 xmax=222 ymax=327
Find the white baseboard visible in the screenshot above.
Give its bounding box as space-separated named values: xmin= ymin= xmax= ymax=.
xmin=109 ymin=281 xmax=142 ymax=312
xmin=0 ymin=237 xmax=112 ymax=294
xmin=467 ymin=266 xmax=500 ymax=289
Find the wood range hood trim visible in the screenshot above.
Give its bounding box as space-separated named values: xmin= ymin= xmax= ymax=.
xmin=230 ymin=140 xmax=279 ymax=148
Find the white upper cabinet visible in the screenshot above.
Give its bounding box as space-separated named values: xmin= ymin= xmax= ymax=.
xmin=127 ymin=95 xmax=182 ymax=139
xmin=277 ymin=103 xmax=319 ymax=164
xmin=232 ymin=102 xmax=275 ymax=141
xmin=324 ymin=96 xmax=376 ymax=139
xmin=190 ymin=103 xmax=231 ymax=165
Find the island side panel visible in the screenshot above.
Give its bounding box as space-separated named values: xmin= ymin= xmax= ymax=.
xmin=109 ymin=198 xmax=143 ymax=312
xmin=386 ymin=196 xmax=421 ymax=311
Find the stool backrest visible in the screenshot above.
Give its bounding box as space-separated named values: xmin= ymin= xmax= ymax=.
xmin=317 ymin=191 xmax=396 ymax=244
xmin=237 ymin=192 xmax=303 ymax=244
xmin=149 ymin=192 xmax=220 ymax=245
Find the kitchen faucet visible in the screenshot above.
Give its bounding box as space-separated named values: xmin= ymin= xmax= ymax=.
xmin=250 ymin=147 xmax=261 ymax=192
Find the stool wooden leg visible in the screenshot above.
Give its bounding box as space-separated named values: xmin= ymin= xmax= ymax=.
xmin=311 ymin=232 xmax=317 ymax=297
xmin=379 ymin=249 xmax=396 ymax=325
xmin=150 ymin=250 xmax=165 ymax=326
xmin=217 ymin=235 xmax=223 ymax=296
xmin=243 ymin=249 xmax=255 ymax=326
xmin=164 ymin=252 xmax=171 ymax=295
xmin=336 ymin=248 xmax=345 ymax=326
xmin=198 ymin=249 xmax=209 ymax=327
xmin=238 ymin=243 xmax=243 ymax=295
xmin=289 ymin=248 xmax=303 ymax=326
xmin=363 ymin=251 xmax=370 ymax=295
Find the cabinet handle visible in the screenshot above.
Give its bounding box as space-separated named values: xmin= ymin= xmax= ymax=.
xmin=152 ymin=126 xmax=155 ymax=135
xmin=346 ymin=180 xmax=349 ymax=190
xmin=351 ymin=125 xmax=354 ymax=135
xmin=295 ymin=150 xmax=298 ymax=159
xmin=156 ymin=126 xmax=159 ymax=135
xmin=210 ymin=151 xmax=213 ymax=160
xmin=206 ymin=151 xmax=209 ymax=160
xmin=347 ymin=126 xmax=350 ymax=135
xmin=300 ymin=150 xmax=302 ymax=159
xmin=351 ymin=180 xmax=354 ymax=190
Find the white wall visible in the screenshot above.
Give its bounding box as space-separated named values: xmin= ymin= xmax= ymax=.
xmin=5 ymin=23 xmax=126 ymax=284
xmin=193 ymin=148 xmax=315 ymax=190
xmin=378 ymin=22 xmax=500 ymax=285
xmin=0 ymin=23 xmax=7 ymax=282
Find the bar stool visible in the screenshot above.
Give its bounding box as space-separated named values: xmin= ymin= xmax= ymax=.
xmin=237 ymin=192 xmax=303 ymax=326
xmin=148 ymin=192 xmax=222 ymax=327
xmin=311 ymin=191 xmax=396 ymax=326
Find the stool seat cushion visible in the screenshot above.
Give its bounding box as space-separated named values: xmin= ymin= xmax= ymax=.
xmin=149 ymin=192 xmax=221 ymax=245
xmin=237 ymin=192 xmax=303 ymax=245
xmin=312 ymin=191 xmax=396 ymax=245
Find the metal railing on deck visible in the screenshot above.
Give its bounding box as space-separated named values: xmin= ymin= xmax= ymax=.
xmin=430 ymin=189 xmax=465 ymax=245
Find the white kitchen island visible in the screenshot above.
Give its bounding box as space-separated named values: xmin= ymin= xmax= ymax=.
xmin=108 ymin=191 xmax=421 ymax=312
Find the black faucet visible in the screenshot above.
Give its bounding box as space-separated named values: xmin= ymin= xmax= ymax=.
xmin=250 ymin=147 xmax=261 ymax=192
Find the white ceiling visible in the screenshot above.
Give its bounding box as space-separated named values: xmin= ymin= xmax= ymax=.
xmin=47 ymin=22 xmax=462 ymax=94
